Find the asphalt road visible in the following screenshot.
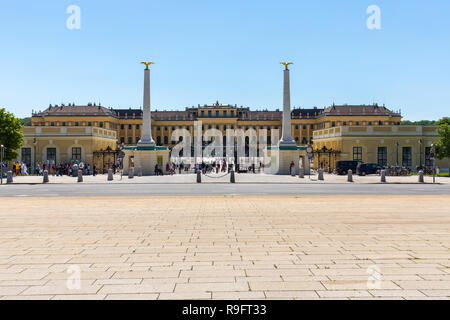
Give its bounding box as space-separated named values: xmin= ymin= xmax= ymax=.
xmin=1 ymin=183 xmax=449 ymax=197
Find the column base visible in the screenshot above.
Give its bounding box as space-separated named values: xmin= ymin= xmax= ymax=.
xmin=122 ymin=147 xmax=170 ymax=176
xmin=263 ymin=146 xmax=310 ymax=175
xmin=137 ymin=138 xmax=156 ymax=147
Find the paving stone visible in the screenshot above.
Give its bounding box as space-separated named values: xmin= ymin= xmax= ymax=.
xmin=0 ymin=195 xmax=448 ymax=299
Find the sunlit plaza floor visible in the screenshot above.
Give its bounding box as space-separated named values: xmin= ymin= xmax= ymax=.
xmin=0 ymin=195 xmax=449 ymax=300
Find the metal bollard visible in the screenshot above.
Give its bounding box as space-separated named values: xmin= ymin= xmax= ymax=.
xmin=318 ymin=168 xmax=324 ymax=181
xmin=230 ymin=170 xmax=235 ymax=183
xmin=197 ymin=170 xmax=201 ymax=183
xmin=348 ymin=169 xmax=353 ymax=182
xmin=418 ymin=170 xmax=424 ymax=183
xmin=107 ymin=168 xmax=114 ymax=181
xmin=380 ymin=169 xmax=386 ymax=183
xmin=77 ymin=169 xmax=83 ymax=182
xmin=6 ymin=171 xmax=13 ymax=184
xmin=138 ymin=166 xmax=142 ymax=177
xmin=299 ymin=167 xmax=304 ymax=178
xmin=43 ymin=170 xmax=49 ymax=183
xmin=128 ymin=167 xmax=134 ymax=179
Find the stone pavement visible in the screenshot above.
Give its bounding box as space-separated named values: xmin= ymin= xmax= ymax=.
xmin=6 ymin=172 xmax=450 ymax=184
xmin=0 ymin=195 xmax=449 ymax=300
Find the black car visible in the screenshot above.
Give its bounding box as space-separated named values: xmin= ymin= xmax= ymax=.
xmin=357 ymin=163 xmax=382 ymax=175
xmin=335 ymin=160 xmax=359 ymax=175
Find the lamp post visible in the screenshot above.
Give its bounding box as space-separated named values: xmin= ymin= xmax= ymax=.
xmin=328 ymin=148 xmax=332 ymax=173
xmin=396 ymin=142 xmax=399 ymax=166
xmin=418 ymin=139 xmax=423 ymax=169
xmin=0 ymin=144 xmax=4 ymax=184
xmin=431 ymin=143 xmax=436 ymax=184
xmin=33 ymin=137 xmax=37 ymax=174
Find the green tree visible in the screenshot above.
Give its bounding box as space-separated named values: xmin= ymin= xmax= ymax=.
xmin=401 ymin=120 xmax=436 ymax=125
xmin=436 ymin=117 xmax=450 ymax=126
xmin=0 ymin=108 xmax=24 ymax=161
xmin=434 ymin=118 xmax=450 ymax=176
xmin=20 ymin=117 xmax=32 ymax=126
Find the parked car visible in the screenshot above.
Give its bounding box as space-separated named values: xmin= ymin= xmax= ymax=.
xmin=335 ymin=160 xmax=359 ymax=175
xmin=357 ymin=163 xmax=382 ymax=175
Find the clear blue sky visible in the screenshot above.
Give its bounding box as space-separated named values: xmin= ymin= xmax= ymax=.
xmin=0 ymin=0 xmax=449 ymax=120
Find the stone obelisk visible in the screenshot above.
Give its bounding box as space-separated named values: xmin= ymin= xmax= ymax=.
xmin=122 ymin=61 xmax=169 ymax=176
xmin=279 ymin=62 xmax=296 ymax=146
xmin=138 ymin=62 xmax=155 ymax=146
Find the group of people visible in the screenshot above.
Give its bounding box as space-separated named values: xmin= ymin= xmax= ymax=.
xmin=154 ymin=160 xmax=232 ymax=176
xmin=165 ymin=161 xmax=189 ymax=175
xmin=194 ymin=161 xmax=232 ymax=174
xmin=9 ymin=161 xmax=30 ymax=176
xmin=51 ymin=161 xmax=98 ymax=177
xmin=2 ymin=160 xmax=101 ymax=177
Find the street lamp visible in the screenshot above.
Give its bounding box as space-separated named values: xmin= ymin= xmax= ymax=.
xmin=33 ymin=137 xmax=37 ymax=174
xmin=0 ymin=144 xmax=4 ymax=184
xmin=431 ymin=143 xmax=437 ymax=184
xmin=418 ymin=139 xmax=423 ymax=169
xmin=396 ymin=142 xmax=399 ymax=166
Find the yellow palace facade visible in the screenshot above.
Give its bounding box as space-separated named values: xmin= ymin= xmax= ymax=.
xmin=29 ymin=102 xmax=401 ymax=146
xmin=18 ymin=101 xmax=448 ymax=172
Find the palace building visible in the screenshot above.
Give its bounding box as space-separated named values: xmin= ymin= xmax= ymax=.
xmin=29 ymin=102 xmax=401 ymax=145
xmin=18 ymin=101 xmax=447 ymax=173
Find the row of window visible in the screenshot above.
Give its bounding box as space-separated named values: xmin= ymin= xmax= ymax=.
xmin=20 ymin=147 xmax=82 ymax=166
xmin=120 ymin=124 xmax=140 ymax=130
xmin=153 ymin=125 xmax=314 ymax=131
xmin=120 ymin=136 xmax=313 ymax=146
xmin=40 ymin=120 xmax=398 ymax=130
xmin=154 ymin=125 xmax=285 ymax=131
xmin=120 ymin=137 xmax=140 ymax=144
xmin=196 ymin=110 xmax=237 ymax=117
xmin=49 ymin=121 xmax=105 ymax=128
xmin=331 ymin=121 xmax=400 ymax=127
xmin=294 ymin=124 xmax=315 ymax=130
xmin=42 ymin=122 xmax=316 ymax=131
xmin=352 ymin=146 xmax=433 ymax=167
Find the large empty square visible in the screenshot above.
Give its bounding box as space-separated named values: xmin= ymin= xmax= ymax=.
xmin=0 ymin=195 xmax=448 ymax=300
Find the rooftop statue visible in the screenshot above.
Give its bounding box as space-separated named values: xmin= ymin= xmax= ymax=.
xmin=280 ymin=62 xmax=293 ymax=70
xmin=140 ymin=61 xmax=155 ymax=69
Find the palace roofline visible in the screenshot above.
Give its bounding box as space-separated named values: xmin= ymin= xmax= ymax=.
xmin=31 ymin=103 xmax=401 ymax=120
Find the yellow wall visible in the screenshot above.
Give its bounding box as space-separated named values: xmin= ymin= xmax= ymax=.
xmin=312 ymin=125 xmax=448 ymax=170
xmin=17 ymin=126 xmax=117 ymax=172
xmin=31 ymin=108 xmax=400 ymax=150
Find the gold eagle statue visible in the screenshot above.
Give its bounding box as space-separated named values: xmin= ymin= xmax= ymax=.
xmin=280 ymin=62 xmax=293 ymax=70
xmin=141 ymin=61 xmax=155 ymax=69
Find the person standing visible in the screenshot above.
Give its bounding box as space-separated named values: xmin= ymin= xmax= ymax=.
xmin=22 ymin=162 xmax=28 ymax=175
xmin=289 ymin=161 xmax=295 ymax=176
